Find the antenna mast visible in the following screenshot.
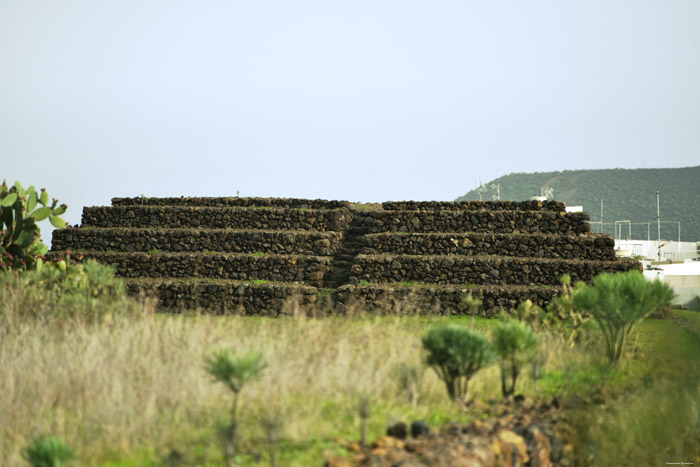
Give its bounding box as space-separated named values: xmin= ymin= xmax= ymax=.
xmin=491 ymin=183 xmax=501 ymax=201
xmin=477 ymin=177 xmax=488 ymax=201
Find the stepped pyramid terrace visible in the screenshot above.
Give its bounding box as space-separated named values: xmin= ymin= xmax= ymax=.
xmin=50 ymin=197 xmax=641 ymax=315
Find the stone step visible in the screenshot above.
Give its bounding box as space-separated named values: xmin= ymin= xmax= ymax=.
xmin=350 ymin=210 xmax=590 ymax=235
xmin=346 ymin=227 xmax=372 ymax=235
xmin=125 ymin=278 xmax=318 ymax=315
xmin=381 ymin=200 xmax=566 ymax=212
xmin=360 ymin=232 xmax=614 ymax=261
xmin=112 ymin=196 xmax=350 ymax=209
xmin=126 ymin=279 xmax=563 ymax=316
xmin=52 ymin=251 xmax=331 ymax=286
xmin=334 ymin=254 xmax=357 ymax=260
xmin=336 ymin=283 xmax=564 ymax=315
xmin=320 ymin=215 xmax=369 ymax=289
xmin=81 ymin=206 xmax=351 ymax=231
xmin=51 ymin=227 xmax=342 ymax=256
xmin=350 ymin=254 xmax=640 ymax=287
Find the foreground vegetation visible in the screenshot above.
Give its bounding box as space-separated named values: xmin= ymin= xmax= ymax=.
xmin=1 ymin=266 xmax=699 ymax=465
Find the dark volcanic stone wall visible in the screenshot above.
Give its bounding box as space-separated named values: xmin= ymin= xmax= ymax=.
xmin=127 ymin=280 xmax=318 ymax=315
xmin=336 ymin=284 xmax=562 ymax=316
xmin=64 ymin=252 xmax=331 ymax=286
xmin=52 ymin=228 xmax=342 ymax=256
xmin=350 ymin=210 xmax=590 ymax=234
xmin=112 ymin=197 xmax=349 ymax=209
xmin=381 ymin=200 xmax=566 ymax=212
xmin=350 ymin=254 xmax=640 ymax=286
xmin=82 ymin=206 xmax=350 ymax=231
xmin=361 ymin=232 xmax=615 ymax=260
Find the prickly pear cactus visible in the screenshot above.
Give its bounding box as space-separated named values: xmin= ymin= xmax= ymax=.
xmin=0 ymin=180 xmax=67 ymax=270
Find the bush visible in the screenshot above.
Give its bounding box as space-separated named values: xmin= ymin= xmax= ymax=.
xmin=546 ymin=275 xmax=592 ymax=347
xmin=22 ymin=435 xmax=75 ymax=467
xmin=461 ymin=292 xmax=482 ymax=330
xmin=573 ymin=271 xmax=674 ymax=364
xmin=512 ymin=299 xmax=548 ymax=331
xmin=0 ymin=257 xmax=132 ymax=324
xmin=491 ymin=318 xmax=539 ymax=397
xmin=37 ymin=256 xmax=126 ymax=301
xmin=422 ymin=325 xmax=496 ymax=403
xmin=512 ymin=277 xmax=593 ymax=348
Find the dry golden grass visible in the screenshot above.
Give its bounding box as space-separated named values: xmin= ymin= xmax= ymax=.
xmin=1 ymin=296 xmax=497 ymax=466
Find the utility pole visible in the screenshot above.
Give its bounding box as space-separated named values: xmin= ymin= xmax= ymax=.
xmin=600 ymin=199 xmax=604 ymax=233
xmin=657 ymin=191 xmax=661 ymax=261
xmin=656 ymin=191 xmax=661 ymax=241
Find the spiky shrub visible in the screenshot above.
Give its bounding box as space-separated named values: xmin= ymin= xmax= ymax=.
xmin=491 ymin=319 xmax=539 ymax=397
xmin=0 ymin=181 xmax=66 ymax=270
xmin=22 ymin=435 xmax=75 ymax=467
xmin=204 ymin=350 xmax=266 ymax=467
xmin=573 ymin=271 xmax=674 ymax=364
xmin=422 ymin=325 xmax=496 ymax=403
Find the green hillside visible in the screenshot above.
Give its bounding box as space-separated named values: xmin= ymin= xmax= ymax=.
xmin=455 ymin=166 xmax=700 ymax=242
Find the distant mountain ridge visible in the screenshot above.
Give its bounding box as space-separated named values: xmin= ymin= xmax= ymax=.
xmin=455 ymin=166 xmax=700 ymax=242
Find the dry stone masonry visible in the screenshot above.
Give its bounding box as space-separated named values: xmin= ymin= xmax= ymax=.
xmin=50 ymin=197 xmax=640 ymax=315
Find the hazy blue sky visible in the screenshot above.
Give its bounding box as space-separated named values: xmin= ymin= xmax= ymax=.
xmin=2 ymin=1 xmax=699 ymax=234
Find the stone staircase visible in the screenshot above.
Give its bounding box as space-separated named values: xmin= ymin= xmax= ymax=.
xmin=322 ymin=221 xmax=369 ymax=289
xmin=50 ymin=197 xmax=640 ymax=315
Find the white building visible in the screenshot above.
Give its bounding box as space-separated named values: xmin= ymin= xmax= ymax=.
xmin=615 ymin=239 xmax=700 ymax=311
xmin=615 ymin=239 xmax=699 ymax=262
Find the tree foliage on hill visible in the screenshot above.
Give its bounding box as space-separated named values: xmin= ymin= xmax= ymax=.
xmin=456 ymin=166 xmax=700 ymax=242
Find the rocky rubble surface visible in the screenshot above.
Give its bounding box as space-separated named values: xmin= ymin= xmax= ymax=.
xmin=326 ymin=398 xmax=574 ymax=467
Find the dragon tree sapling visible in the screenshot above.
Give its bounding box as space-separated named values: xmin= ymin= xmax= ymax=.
xmin=422 ymin=325 xmax=496 ymax=403
xmin=204 ymin=350 xmax=266 ymax=467
xmin=491 ymin=318 xmax=539 ymax=398
xmin=0 ymin=181 xmax=67 ymax=270
xmin=573 ymin=271 xmax=673 ymax=365
xmin=22 ymin=435 xmax=75 ymax=467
